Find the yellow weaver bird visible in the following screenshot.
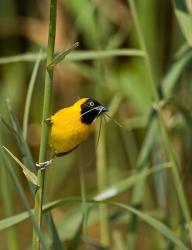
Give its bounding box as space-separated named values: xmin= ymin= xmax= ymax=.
xmin=37 ymin=98 xmax=107 ymax=168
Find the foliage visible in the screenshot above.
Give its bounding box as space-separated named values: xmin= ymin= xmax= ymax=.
xmin=0 ymin=0 xmax=192 ymax=249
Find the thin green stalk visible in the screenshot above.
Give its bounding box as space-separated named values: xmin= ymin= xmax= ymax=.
xmin=96 ymin=123 xmax=110 ymax=246
xmin=157 ymin=112 xmax=192 ymax=241
xmin=0 ymin=115 xmax=18 ymax=250
xmin=32 ymin=0 xmax=57 ymax=249
xmin=92 ymin=23 xmax=110 ymax=244
xmin=78 ymin=156 xmax=89 ymax=249
xmin=127 ymin=0 xmax=191 ymax=248
xmin=127 ymin=113 xmax=157 ymax=249
xmin=22 ymin=49 xmax=42 ymax=140
xmin=0 ymin=49 xmax=144 ymax=64
xmin=128 ymin=0 xmax=158 ymax=103
xmin=0 ymin=149 xmax=48 ymax=250
xmin=0 ymin=160 xmax=19 ymax=250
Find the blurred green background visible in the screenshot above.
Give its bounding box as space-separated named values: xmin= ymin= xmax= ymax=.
xmin=1 ymin=0 xmax=192 ymax=249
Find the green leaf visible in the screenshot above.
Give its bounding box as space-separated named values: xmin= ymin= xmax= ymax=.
xmin=3 ymin=103 xmax=55 ymax=246
xmin=66 ymin=49 xmax=145 ymax=61
xmin=162 ymin=44 xmax=192 ymax=97
xmin=0 ymin=49 xmax=145 ymax=64
xmin=46 ymin=215 xmax=64 ymax=250
xmin=0 ymin=148 xmax=48 ymax=250
xmin=47 ymin=42 xmax=79 ymax=69
xmin=0 ymin=210 xmax=29 ymax=231
xmin=0 ymin=196 xmax=187 ymax=250
xmin=174 ymin=0 xmax=192 ymax=47
xmin=5 ymin=99 xmax=35 ymax=176
xmin=67 ymin=216 xmax=83 ymax=250
xmin=2 ymin=146 xmax=38 ymax=187
xmin=94 ymin=163 xmax=172 ymax=201
xmin=0 ymin=197 xmax=82 ymax=231
xmin=22 ymin=49 xmax=42 ymax=140
xmin=113 ymin=202 xmax=188 ymax=250
xmin=0 ymin=115 xmax=16 ymax=134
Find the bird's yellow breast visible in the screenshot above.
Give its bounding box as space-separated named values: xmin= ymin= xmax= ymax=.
xmin=49 ymin=99 xmax=93 ymax=154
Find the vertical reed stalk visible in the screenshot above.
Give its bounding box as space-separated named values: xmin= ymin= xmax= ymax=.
xmin=22 ymin=50 xmax=42 ymax=141
xmin=32 ymin=0 xmax=57 ymax=249
xmin=79 ymin=159 xmax=89 ymax=249
xmin=0 ymin=161 xmax=19 ymax=250
xmin=128 ymin=0 xmax=191 ymax=248
xmin=96 ymin=122 xmax=110 ymax=246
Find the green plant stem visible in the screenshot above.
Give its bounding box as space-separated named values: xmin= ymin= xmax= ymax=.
xmin=32 ymin=0 xmax=57 ymax=249
xmin=0 ymin=49 xmax=144 ymax=64
xmin=127 ymin=0 xmax=191 ymax=248
xmin=157 ymin=113 xmax=192 ymax=241
xmin=96 ymin=123 xmax=110 ymax=246
xmin=127 ymin=0 xmax=160 ymax=247
xmin=128 ymin=0 xmax=158 ymax=102
xmin=0 ymin=162 xmax=18 ymax=250
xmin=78 ymin=156 xmax=89 ymax=249
xmin=22 ymin=49 xmax=42 ymax=140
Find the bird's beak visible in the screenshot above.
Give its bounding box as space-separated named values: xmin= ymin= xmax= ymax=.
xmin=97 ymin=105 xmax=108 ymax=113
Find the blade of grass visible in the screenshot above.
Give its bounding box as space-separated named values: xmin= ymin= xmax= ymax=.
xmin=32 ymin=0 xmax=57 ymax=249
xmin=128 ymin=0 xmax=159 ymax=102
xmin=96 ymin=122 xmax=110 ymax=247
xmin=0 ymin=172 xmax=19 ymax=250
xmin=0 ymin=52 xmax=46 ymax=64
xmin=0 ymin=49 xmax=145 ymax=64
xmin=0 ymin=160 xmax=172 ymax=230
xmin=0 ymin=197 xmax=81 ymax=231
xmin=128 ymin=0 xmax=192 ymax=248
xmin=22 ymin=49 xmax=42 ymax=140
xmin=126 ymin=13 xmax=162 ymax=247
xmin=0 ymin=115 xmax=16 ymax=134
xmin=66 ymin=49 xmax=145 ymax=61
xmin=94 ymin=162 xmax=172 ymax=201
xmin=113 ymin=202 xmax=188 ymax=250
xmin=4 ymin=101 xmax=63 ymax=249
xmin=113 ymin=231 xmax=126 ymax=250
xmin=67 ymin=216 xmax=83 ymax=250
xmin=107 ymin=93 xmax=123 ymax=118
xmin=5 ymin=77 xmax=62 ymax=250
xmin=0 ymin=147 xmax=48 ymax=250
xmin=0 ymin=131 xmax=19 ymax=250
xmin=78 ymin=149 xmax=89 ymax=249
xmin=156 ymin=108 xmax=192 ymax=241
xmin=45 ymin=198 xmax=188 ymax=250
xmin=47 ymin=42 xmax=79 ymax=69
xmin=162 ymin=43 xmax=192 ymax=97
xmin=0 ymin=195 xmax=187 ymax=250
xmin=2 ymin=146 xmax=38 ymax=186
xmin=6 ymin=99 xmax=35 ymax=174
xmin=45 ymin=215 xmax=64 ymax=250
xmin=127 ymin=110 xmax=158 ymax=249
xmin=174 ymin=0 xmax=192 ymax=47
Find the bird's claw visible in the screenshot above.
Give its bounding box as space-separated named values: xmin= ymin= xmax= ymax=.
xmin=44 ymin=118 xmax=52 ymax=125
xmin=36 ymin=159 xmax=53 ymax=169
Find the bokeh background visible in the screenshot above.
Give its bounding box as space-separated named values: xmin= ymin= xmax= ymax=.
xmin=0 ymin=0 xmax=192 ymax=249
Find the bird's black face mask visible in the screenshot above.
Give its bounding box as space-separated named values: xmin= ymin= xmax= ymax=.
xmin=80 ymin=98 xmax=107 ymax=124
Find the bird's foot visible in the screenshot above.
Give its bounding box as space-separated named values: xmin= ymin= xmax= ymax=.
xmin=36 ymin=159 xmax=53 ymax=169
xmin=44 ymin=118 xmax=52 ymax=125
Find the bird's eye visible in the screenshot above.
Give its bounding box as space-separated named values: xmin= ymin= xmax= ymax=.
xmin=89 ymin=101 xmax=94 ymax=107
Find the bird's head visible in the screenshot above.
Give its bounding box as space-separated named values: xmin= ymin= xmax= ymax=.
xmin=74 ymin=98 xmax=107 ymax=124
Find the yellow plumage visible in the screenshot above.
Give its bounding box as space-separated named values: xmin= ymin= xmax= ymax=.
xmin=49 ymin=98 xmax=93 ymax=154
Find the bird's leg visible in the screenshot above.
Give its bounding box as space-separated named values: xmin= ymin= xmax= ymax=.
xmin=36 ymin=118 xmax=53 ymax=169
xmin=44 ymin=118 xmax=52 ymax=125
xmin=36 ymin=153 xmax=56 ymax=169
xmin=36 ymin=159 xmax=53 ymax=169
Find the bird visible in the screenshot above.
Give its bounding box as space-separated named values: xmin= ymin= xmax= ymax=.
xmin=36 ymin=98 xmax=107 ymax=168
